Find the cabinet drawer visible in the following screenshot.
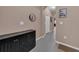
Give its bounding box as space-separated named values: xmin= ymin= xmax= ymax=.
xmin=0 ymin=31 xmax=36 ymax=52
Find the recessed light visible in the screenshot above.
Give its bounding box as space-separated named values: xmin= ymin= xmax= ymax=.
xmin=59 ymin=21 xmax=63 ymax=24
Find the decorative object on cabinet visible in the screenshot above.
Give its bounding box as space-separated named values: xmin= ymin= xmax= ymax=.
xmin=59 ymin=8 xmax=67 ymax=18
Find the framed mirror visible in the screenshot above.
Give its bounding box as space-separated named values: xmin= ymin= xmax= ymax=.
xmin=29 ymin=13 xmax=36 ymax=22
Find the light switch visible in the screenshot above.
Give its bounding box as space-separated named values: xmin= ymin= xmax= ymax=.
xmin=64 ymin=36 xmax=67 ymax=39
xmin=20 ymin=21 xmax=24 ymax=25
xmin=59 ymin=21 xmax=63 ymax=25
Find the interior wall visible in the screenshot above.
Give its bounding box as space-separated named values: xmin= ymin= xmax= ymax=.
xmin=43 ymin=7 xmax=54 ymax=33
xmin=0 ymin=6 xmax=43 ymax=39
xmin=56 ymin=6 xmax=79 ymax=48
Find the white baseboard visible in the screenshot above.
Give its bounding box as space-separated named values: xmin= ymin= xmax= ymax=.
xmin=36 ymin=31 xmax=54 ymax=41
xmin=36 ymin=34 xmax=46 ymax=41
xmin=56 ymin=41 xmax=79 ymax=51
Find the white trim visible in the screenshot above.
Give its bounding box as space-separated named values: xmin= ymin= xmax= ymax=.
xmin=36 ymin=34 xmax=46 ymax=40
xmin=56 ymin=41 xmax=79 ymax=51
xmin=36 ymin=31 xmax=54 ymax=41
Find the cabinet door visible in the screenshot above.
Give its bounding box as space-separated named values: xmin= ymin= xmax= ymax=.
xmin=16 ymin=31 xmax=36 ymax=51
xmin=0 ymin=31 xmax=36 ymax=52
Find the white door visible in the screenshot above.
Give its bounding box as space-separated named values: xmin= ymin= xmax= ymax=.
xmin=45 ymin=16 xmax=50 ymax=33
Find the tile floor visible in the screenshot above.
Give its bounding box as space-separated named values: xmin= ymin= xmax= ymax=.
xmin=31 ymin=32 xmax=63 ymax=52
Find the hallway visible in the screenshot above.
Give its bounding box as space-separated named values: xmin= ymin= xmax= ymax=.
xmin=31 ymin=32 xmax=62 ymax=52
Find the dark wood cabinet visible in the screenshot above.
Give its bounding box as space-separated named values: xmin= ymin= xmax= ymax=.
xmin=0 ymin=30 xmax=36 ymax=52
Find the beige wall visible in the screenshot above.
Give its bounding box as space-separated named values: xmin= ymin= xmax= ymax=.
xmin=56 ymin=6 xmax=79 ymax=48
xmin=0 ymin=6 xmax=43 ymax=39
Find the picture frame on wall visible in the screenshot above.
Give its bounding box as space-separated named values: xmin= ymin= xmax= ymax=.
xmin=59 ymin=8 xmax=67 ymax=18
